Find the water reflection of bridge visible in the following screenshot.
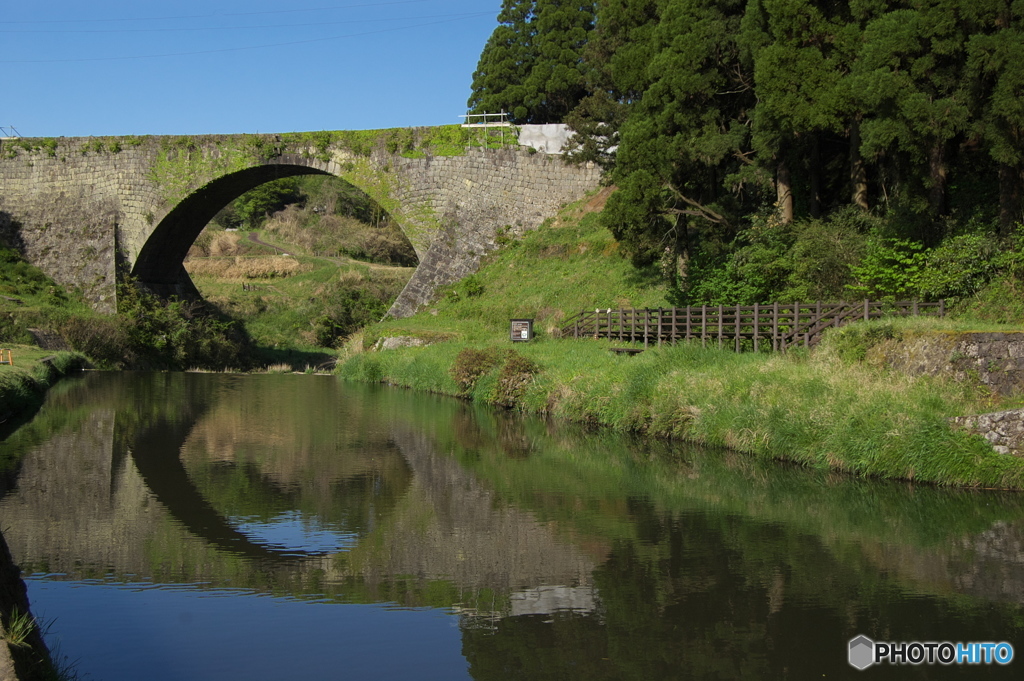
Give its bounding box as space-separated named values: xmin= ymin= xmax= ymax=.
xmin=0 ymin=373 xmax=597 ymax=617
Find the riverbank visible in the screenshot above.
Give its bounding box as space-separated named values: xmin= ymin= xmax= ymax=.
xmin=335 ymin=189 xmax=1024 ymax=490
xmin=0 ymin=348 xmax=89 ymax=429
xmin=0 ymin=347 xmax=86 ymax=681
xmin=337 ymin=326 xmax=1024 ymax=490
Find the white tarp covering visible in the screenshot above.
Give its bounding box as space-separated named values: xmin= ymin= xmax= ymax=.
xmin=517 ymin=123 xmax=572 ymax=155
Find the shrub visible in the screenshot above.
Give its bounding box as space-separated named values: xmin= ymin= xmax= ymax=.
xmin=847 ymin=238 xmax=928 ymax=301
xmin=491 ymin=350 xmax=540 ymax=407
xmin=916 ymin=234 xmax=1001 ymax=301
xmin=450 ymin=347 xmax=503 ymax=394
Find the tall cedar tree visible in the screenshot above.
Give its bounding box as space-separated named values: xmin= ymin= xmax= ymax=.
xmin=468 ymin=0 xmax=595 ymax=124
xmin=468 ymin=0 xmax=535 ymax=122
xmin=966 ymin=0 xmax=1024 ymax=234
xmin=565 ymin=0 xmax=663 ymax=167
xmin=602 ymin=0 xmax=759 ymax=268
xmin=850 ymin=0 xmax=974 ymax=242
xmin=743 ymin=0 xmax=857 ymax=222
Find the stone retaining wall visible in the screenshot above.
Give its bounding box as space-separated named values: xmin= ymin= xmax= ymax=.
xmin=873 ymin=331 xmax=1024 ymax=457
xmin=873 ymin=331 xmax=1024 ymax=396
xmin=950 ymin=409 xmax=1024 ymax=457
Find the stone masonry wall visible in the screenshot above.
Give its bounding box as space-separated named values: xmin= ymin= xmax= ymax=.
xmin=872 ymin=331 xmax=1024 ymax=397
xmin=872 ymin=331 xmax=1024 ymax=457
xmin=950 ymin=409 xmax=1024 ymax=457
xmin=386 ymin=148 xmax=601 ymax=317
xmin=0 ymin=138 xmax=161 ymax=313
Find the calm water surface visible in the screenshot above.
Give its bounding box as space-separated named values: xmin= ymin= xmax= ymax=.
xmin=1 ymin=371 xmax=1023 ymax=680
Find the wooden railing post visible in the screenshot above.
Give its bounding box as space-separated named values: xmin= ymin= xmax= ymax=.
xmin=718 ymin=304 xmax=724 ymax=350
xmin=753 ymin=303 xmax=759 ymax=353
xmin=734 ymin=304 xmax=741 ymax=352
xmin=702 ymin=305 xmax=707 ymax=349
xmin=772 ymin=301 xmax=779 ymax=351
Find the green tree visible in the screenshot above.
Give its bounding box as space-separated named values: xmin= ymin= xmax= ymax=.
xmin=743 ymin=0 xmax=857 ymax=222
xmin=522 ymin=0 xmax=597 ymax=122
xmin=235 ymin=178 xmax=303 ymax=229
xmin=967 ymin=1 xmax=1024 ymax=234
xmin=468 ymin=0 xmax=595 ymax=124
xmin=467 ymin=0 xmax=536 ymax=122
xmin=850 ymin=0 xmax=975 ymax=238
xmin=603 ymin=0 xmax=760 ymax=273
xmin=565 ymin=0 xmax=663 ymax=167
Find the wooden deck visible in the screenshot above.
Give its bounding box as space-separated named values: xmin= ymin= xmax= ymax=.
xmin=561 ymin=300 xmax=945 ymax=351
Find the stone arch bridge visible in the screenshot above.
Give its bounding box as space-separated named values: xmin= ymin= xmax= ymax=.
xmin=0 ymin=129 xmax=600 ymax=314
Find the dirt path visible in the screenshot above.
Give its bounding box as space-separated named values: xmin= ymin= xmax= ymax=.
xmin=246 ymin=231 xmax=414 ymax=273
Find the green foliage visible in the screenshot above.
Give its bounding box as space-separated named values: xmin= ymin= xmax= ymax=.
xmin=0 ymin=244 xmax=53 ymax=296
xmin=56 ymin=282 xmax=250 ymax=370
xmin=308 ymin=279 xmax=397 ymax=348
xmin=601 ymin=0 xmax=761 ymax=269
xmin=953 ymin=273 xmax=1024 ymax=324
xmin=917 ymin=233 xmax=1002 ymax=300
xmin=445 ymin=274 xmax=485 ymax=302
xmin=847 ymin=238 xmax=928 ymax=301
xmin=553 ymin=0 xmax=1024 ymax=292
xmin=234 ymin=178 xmax=303 ymax=229
xmin=680 ymin=207 xmax=870 ymax=304
xmin=468 ymin=0 xmax=596 ymax=124
xmin=1 ymin=608 xmax=37 ymax=648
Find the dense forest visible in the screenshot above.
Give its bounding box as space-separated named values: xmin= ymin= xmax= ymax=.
xmin=469 ymin=0 xmax=1024 ymax=310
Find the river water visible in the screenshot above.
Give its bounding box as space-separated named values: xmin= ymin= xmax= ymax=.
xmin=0 ymin=371 xmax=1023 ymax=680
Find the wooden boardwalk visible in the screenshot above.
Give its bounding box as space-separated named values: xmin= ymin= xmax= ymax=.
xmin=560 ymin=300 xmax=945 ymax=351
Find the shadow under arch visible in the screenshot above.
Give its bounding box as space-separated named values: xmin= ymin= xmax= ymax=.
xmin=131 ymin=158 xmax=415 ymax=299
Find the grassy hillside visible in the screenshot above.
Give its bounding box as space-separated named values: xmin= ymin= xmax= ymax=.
xmin=356 ymin=187 xmax=668 ymax=346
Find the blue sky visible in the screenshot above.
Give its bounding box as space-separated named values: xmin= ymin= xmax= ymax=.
xmin=1 ymin=0 xmax=502 ymax=137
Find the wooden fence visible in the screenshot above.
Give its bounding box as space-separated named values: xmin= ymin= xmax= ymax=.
xmin=560 ymin=300 xmax=946 ymax=352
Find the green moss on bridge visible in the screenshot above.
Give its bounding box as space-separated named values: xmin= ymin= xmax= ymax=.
xmin=144 ymin=124 xmax=512 ymax=209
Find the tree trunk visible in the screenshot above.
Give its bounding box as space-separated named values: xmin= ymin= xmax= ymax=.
xmin=810 ymin=133 xmax=822 ymax=218
xmin=928 ymin=139 xmax=948 ymax=220
xmin=998 ymin=163 xmax=1021 ymax=238
xmin=777 ymin=159 xmax=794 ymax=225
xmin=850 ymin=121 xmax=869 ymax=211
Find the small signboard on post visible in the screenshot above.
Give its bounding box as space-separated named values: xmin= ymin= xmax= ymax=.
xmin=510 ymin=319 xmax=534 ymax=342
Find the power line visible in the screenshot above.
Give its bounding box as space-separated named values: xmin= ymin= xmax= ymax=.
xmin=0 ymin=13 xmax=494 ymax=64
xmin=0 ymin=11 xmax=489 ymax=34
xmin=0 ymin=0 xmax=447 ymax=24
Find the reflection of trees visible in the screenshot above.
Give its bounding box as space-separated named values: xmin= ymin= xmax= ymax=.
xmin=463 ymin=507 xmax=1024 ymax=681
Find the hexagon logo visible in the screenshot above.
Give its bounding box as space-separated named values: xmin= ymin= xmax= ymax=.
xmin=849 ymin=635 xmax=875 ymax=670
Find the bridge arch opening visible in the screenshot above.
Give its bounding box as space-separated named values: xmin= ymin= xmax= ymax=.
xmin=130 ymin=163 xmax=419 ymax=349
xmin=132 ymin=163 xmax=417 ymax=297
